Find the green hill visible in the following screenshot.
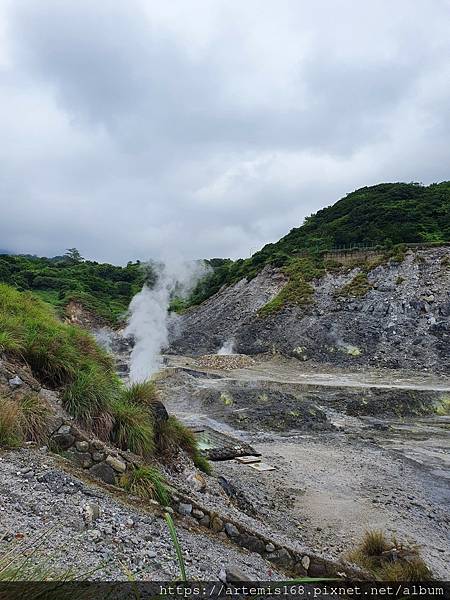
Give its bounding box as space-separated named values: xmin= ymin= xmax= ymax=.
xmin=0 ymin=252 xmax=154 ymax=324
xmin=185 ymin=181 xmax=450 ymax=306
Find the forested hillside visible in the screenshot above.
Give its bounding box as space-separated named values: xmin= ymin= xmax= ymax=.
xmin=0 ymin=250 xmax=153 ymax=323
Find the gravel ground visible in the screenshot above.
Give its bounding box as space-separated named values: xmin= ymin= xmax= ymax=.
xmin=159 ymin=361 xmax=450 ymax=580
xmin=0 ymin=447 xmax=283 ymax=581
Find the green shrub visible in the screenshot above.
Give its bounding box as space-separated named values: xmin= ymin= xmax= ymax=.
xmin=110 ymin=398 xmax=155 ymax=456
xmin=119 ymin=466 xmax=171 ymax=506
xmin=258 ymin=257 xmax=322 ymax=317
xmin=193 ymin=453 xmax=212 ymax=475
xmin=335 ymin=272 xmax=372 ymax=298
xmin=436 ymin=396 xmax=450 ymax=416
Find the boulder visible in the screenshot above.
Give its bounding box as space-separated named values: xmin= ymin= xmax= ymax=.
xmin=89 ymin=462 xmax=116 ymax=485
xmin=51 ymin=432 xmax=75 ymax=450
xmin=105 ymin=455 xmax=127 ymax=473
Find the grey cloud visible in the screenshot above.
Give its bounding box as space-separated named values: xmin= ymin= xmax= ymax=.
xmin=0 ymin=0 xmax=449 ymax=263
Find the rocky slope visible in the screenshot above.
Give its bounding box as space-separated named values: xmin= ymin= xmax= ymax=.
xmin=170 ymin=247 xmax=450 ymax=374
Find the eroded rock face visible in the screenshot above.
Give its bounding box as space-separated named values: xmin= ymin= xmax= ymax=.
xmin=170 ymin=248 xmax=450 ymax=373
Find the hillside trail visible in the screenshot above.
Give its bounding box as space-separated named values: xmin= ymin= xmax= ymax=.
xmin=100 ymin=330 xmax=450 ymax=579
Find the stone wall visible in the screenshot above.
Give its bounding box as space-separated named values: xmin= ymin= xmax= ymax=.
xmin=171 ymin=495 xmax=363 ymax=579
xmin=48 ymin=420 xmax=140 ymax=486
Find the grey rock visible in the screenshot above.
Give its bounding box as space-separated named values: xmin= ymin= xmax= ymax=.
xmin=71 ymin=451 xmax=93 ymax=469
xmin=105 ymin=456 xmax=127 ymax=473
xmin=238 ymin=534 xmax=265 ymax=554
xmin=224 ymin=523 xmax=239 ymax=538
xmin=89 ymin=463 xmax=116 ymax=485
xmin=199 ymin=515 xmax=210 ymax=527
xmin=265 ymin=543 xmax=275 ymax=553
xmin=75 ymin=441 xmax=89 ymax=452
xmin=92 ymin=452 xmax=105 ymax=462
xmin=51 ymin=432 xmax=75 ymax=450
xmin=266 ymin=547 xmax=293 ymax=567
xmin=58 ymin=425 xmax=72 ymax=435
xmin=8 ymin=375 xmax=23 ymax=388
xmin=177 ymin=503 xmax=193 ymax=516
xmin=225 ymin=566 xmax=251 ymax=582
xmin=301 ymin=555 xmax=310 ymax=570
xmin=82 ymin=502 xmax=101 ymax=527
xmin=192 ymin=508 xmax=205 ymax=519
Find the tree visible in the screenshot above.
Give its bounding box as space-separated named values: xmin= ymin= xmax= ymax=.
xmin=64 ymin=248 xmax=84 ymax=263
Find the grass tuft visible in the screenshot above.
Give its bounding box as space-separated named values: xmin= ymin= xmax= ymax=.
xmin=348 ymin=530 xmax=432 ymax=581
xmin=156 ymin=416 xmax=212 ymax=474
xmin=119 ymin=466 xmax=171 ymax=506
xmin=62 ymin=365 xmax=120 ymax=425
xmin=121 ymin=380 xmax=159 ymax=406
xmin=110 ymin=398 xmax=155 ymax=456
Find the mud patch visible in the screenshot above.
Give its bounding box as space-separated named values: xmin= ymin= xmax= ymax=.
xmin=194 ymin=385 xmax=334 ymax=432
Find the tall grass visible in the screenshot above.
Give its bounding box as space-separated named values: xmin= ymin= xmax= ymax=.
xmin=63 ymin=366 xmax=120 ymax=425
xmin=0 ymin=284 xmax=119 ymax=424
xmin=19 ymin=394 xmax=52 ymax=443
xmin=121 ymin=380 xmax=158 ymax=406
xmin=0 ymin=397 xmax=22 ymax=447
xmin=119 ymin=466 xmax=171 ymax=506
xmin=156 ymin=416 xmax=212 ymax=474
xmin=110 ymin=397 xmax=155 ymax=456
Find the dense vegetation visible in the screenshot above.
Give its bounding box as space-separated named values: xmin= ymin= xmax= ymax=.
xmin=184 ymin=182 xmax=450 ymax=307
xmin=0 ymin=250 xmax=153 ymax=324
xmin=0 ymin=284 xmax=210 ymax=478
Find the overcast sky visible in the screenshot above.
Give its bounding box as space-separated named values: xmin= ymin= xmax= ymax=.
xmin=0 ymin=0 xmax=449 ymax=263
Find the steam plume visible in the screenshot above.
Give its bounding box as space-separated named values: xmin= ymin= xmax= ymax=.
xmin=125 ymin=260 xmax=208 ymax=382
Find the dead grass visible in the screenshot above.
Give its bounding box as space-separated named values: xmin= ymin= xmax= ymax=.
xmin=348 ymin=530 xmax=433 ymax=581
xmin=0 ymin=393 xmax=52 ymax=447
xmin=0 ymin=397 xmax=22 ymax=447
